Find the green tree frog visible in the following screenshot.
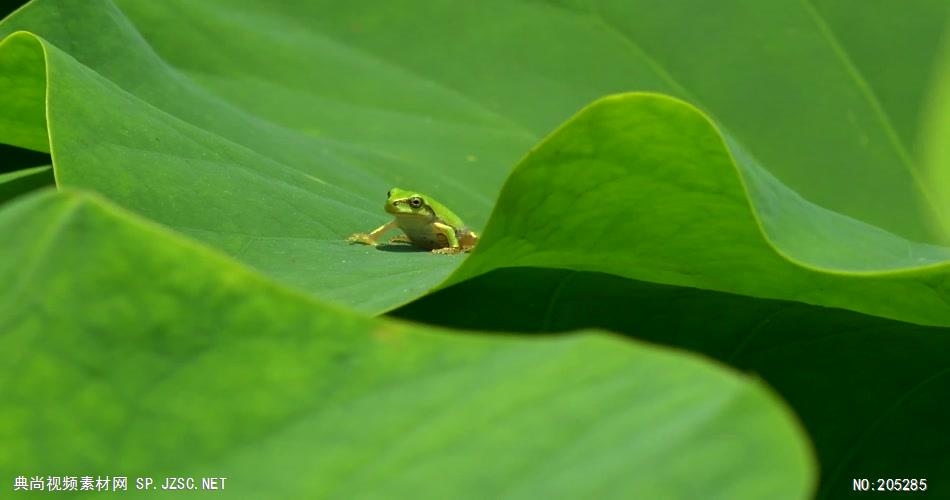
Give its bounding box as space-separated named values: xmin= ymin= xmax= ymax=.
xmin=346 ymin=187 xmax=478 ymax=254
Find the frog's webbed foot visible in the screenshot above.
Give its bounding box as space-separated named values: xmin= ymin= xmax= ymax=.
xmin=431 ymin=246 xmax=464 ymax=255
xmin=388 ymin=235 xmax=412 ymax=245
xmin=346 ymin=233 xmax=377 ymax=246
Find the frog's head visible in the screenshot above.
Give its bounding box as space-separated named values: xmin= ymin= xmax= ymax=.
xmin=385 ymin=187 xmax=434 ymax=219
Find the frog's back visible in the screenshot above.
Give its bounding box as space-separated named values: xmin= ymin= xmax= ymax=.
xmin=425 ymin=197 xmax=465 ymax=228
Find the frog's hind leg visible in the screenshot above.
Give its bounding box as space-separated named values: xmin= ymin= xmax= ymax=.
xmin=458 ymin=229 xmax=478 ymax=252
xmin=431 ymin=222 xmax=461 ymax=254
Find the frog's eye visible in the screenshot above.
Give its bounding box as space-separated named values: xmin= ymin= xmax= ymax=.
xmin=409 ymin=197 xmax=423 ymax=208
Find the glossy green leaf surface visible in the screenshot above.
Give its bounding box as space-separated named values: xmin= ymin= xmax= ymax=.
xmin=921 ymin=31 xmax=950 ymax=237
xmin=451 ymin=94 xmax=950 ymax=327
xmin=0 ymin=190 xmax=814 ymax=499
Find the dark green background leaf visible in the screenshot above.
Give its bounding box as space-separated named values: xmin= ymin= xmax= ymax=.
xmin=396 ymin=267 xmax=950 ymax=498
xmin=0 ymin=164 xmax=52 ymax=203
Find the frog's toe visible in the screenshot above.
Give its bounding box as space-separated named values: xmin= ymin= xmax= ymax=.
xmin=346 ymin=233 xmax=377 ymax=245
xmin=431 ymin=247 xmax=463 ymax=255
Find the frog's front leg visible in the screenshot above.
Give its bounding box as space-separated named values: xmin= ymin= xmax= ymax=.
xmin=388 ymin=235 xmax=412 ymax=245
xmin=430 ymin=222 xmax=462 ymax=254
xmin=346 ymin=219 xmax=398 ymax=246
